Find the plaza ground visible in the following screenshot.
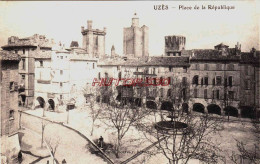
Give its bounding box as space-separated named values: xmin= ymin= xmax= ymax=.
xmin=22 ymin=104 xmax=257 ymax=164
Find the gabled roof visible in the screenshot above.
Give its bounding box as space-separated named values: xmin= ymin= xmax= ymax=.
xmin=0 ymin=50 xmax=20 ymax=61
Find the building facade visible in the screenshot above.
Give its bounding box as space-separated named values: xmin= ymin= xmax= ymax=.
xmin=34 ymin=44 xmax=98 ymax=111
xmin=0 ymin=50 xmax=21 ymax=163
xmin=1 ymin=34 xmax=54 ymax=107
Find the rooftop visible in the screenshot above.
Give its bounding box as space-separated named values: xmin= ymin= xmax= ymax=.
xmin=98 ymin=56 xmax=190 ymax=67
xmin=0 ymin=50 xmax=20 ymax=61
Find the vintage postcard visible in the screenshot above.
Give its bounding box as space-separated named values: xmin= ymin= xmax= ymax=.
xmin=0 ymin=0 xmax=259 ymax=164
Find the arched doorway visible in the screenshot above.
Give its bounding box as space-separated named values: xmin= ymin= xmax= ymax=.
xmin=207 ymin=104 xmax=221 ymax=115
xmin=241 ymin=106 xmax=254 ymax=118
xmin=224 ymin=106 xmax=238 ymax=117
xmin=48 ymin=99 xmax=55 ymax=111
xmin=182 ymin=103 xmax=189 ymax=113
xmin=193 ymin=103 xmax=205 ymax=113
xmin=36 ymin=97 xmax=45 ymax=108
xmin=161 ymin=101 xmax=173 ymax=111
xmin=146 ymin=101 xmax=157 ymax=110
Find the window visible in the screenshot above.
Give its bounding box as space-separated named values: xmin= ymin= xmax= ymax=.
xmin=194 ymin=88 xmax=198 ymax=98
xmin=60 ymin=56 xmax=63 ymax=59
xmin=169 ymin=66 xmax=173 ymax=72
xmin=60 ymin=82 xmax=63 ymax=87
xmin=160 ymin=88 xmax=164 ymax=97
xmin=195 ymin=64 xmax=200 ymax=70
xmin=182 ymin=77 xmax=187 ymax=85
xmin=40 ymin=61 xmax=43 ymax=67
xmin=228 ymin=64 xmax=234 ymax=70
xmin=204 ymin=64 xmax=208 ymax=70
xmin=216 ymin=90 xmax=220 ymax=99
xmin=167 ymin=89 xmax=172 ymax=98
xmin=22 ymin=59 xmax=26 ymax=70
xmin=98 ymin=72 xmax=101 ymax=80
xmin=118 ymin=72 xmax=121 ymax=79
xmin=192 ymin=75 xmax=199 ymax=85
xmin=105 ymin=72 xmax=108 ymax=79
xmin=22 ymin=75 xmax=25 ymax=80
xmin=93 ymin=63 xmax=95 ymax=69
xmin=245 ymin=80 xmax=250 ymax=90
xmin=245 ymin=66 xmax=248 ymax=75
xmin=60 ymin=95 xmax=63 ymax=99
xmin=204 ymin=89 xmax=208 ymax=99
xmin=60 ymin=70 xmax=63 ymax=75
xmin=204 ymin=77 xmax=208 ymax=85
xmin=201 ymin=78 xmax=204 ymax=86
xmin=9 ymin=82 xmax=14 ymax=91
xmin=228 ymin=76 xmax=233 ymax=87
xmin=23 ymin=49 xmax=25 ymax=54
xmin=228 ymin=91 xmax=235 ymax=100
xmin=152 ymin=88 xmax=157 ymax=97
xmin=146 ymin=88 xmax=149 ymax=97
xmin=216 ymin=64 xmax=222 ymax=70
xmin=216 ymin=76 xmax=222 ymax=85
xmin=153 ymin=68 xmax=156 ymax=74
xmin=136 ymin=67 xmax=139 ymax=71
xmin=9 ymin=110 xmax=14 ymax=120
xmin=183 ymin=67 xmax=187 ymax=73
xmin=15 ymin=50 xmax=18 ymax=54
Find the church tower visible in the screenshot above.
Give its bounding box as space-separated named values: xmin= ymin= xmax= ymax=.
xmin=123 ymin=13 xmax=149 ymax=58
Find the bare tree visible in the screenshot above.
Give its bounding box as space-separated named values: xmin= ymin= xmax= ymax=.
xmin=89 ymin=97 xmax=103 ymax=136
xmin=101 ymin=94 xmax=151 ymax=158
xmin=140 ymin=111 xmax=224 ymax=164
xmin=230 ymin=120 xmax=260 ymax=164
xmin=137 ymin=77 xmax=224 ymax=164
xmin=41 ymin=120 xmax=50 ymax=148
xmin=46 ymin=137 xmax=61 ymax=164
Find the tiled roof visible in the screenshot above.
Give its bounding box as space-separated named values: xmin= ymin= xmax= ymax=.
xmin=190 ymin=49 xmax=240 ymax=61
xmin=0 ymin=50 xmax=20 ymax=61
xmin=147 ymin=56 xmax=189 ymax=66
xmin=240 ymin=51 xmax=260 ymax=64
xmin=2 ymin=34 xmax=54 ymax=49
xmin=2 ymin=42 xmax=37 ymax=48
xmin=98 ymin=56 xmax=190 ymax=67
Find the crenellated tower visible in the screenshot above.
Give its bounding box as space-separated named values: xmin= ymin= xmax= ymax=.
xmin=81 ymin=20 xmax=106 ymax=58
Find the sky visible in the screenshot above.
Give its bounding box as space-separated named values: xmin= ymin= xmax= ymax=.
xmin=0 ymin=1 xmax=259 ymax=56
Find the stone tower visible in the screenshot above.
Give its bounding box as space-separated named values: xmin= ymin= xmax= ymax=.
xmin=165 ymin=35 xmax=186 ymax=56
xmin=81 ymin=20 xmax=106 ymax=58
xmin=123 ymin=13 xmax=149 ymax=58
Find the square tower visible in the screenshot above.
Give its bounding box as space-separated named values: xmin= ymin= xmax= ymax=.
xmin=123 ymin=13 xmax=149 ymax=58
